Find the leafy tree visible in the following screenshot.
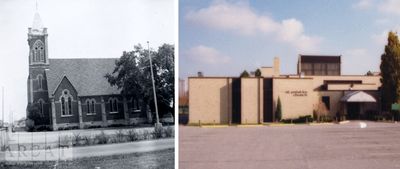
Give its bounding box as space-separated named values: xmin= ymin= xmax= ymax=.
xmin=275 ymin=97 xmax=282 ymax=121
xmin=26 ymin=103 xmax=43 ymax=131
xmin=366 ymin=70 xmax=373 ymax=76
xmin=105 ymin=44 xmax=174 ymax=120
xmin=240 ymin=70 xmax=250 ymax=77
xmin=255 ymin=69 xmax=262 ymax=77
xmin=380 ymin=31 xmax=400 ymax=111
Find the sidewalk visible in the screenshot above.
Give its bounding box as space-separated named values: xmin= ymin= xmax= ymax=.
xmin=71 ymin=138 xmax=174 ymax=159
xmin=0 ymin=138 xmax=174 ymax=161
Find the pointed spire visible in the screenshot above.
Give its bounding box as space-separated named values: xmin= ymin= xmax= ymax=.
xmin=32 ymin=12 xmax=44 ymax=31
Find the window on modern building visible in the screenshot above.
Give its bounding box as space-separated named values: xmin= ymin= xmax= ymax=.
xmin=322 ymin=96 xmax=330 ymax=110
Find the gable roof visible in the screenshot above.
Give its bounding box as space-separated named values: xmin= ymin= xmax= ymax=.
xmin=46 ymin=58 xmax=121 ymax=97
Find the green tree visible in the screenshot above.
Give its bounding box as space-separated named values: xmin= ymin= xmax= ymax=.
xmin=105 ymin=44 xmax=175 ymax=120
xmin=255 ymin=69 xmax=262 ymax=77
xmin=275 ymin=97 xmax=282 ymax=121
xmin=366 ymin=70 xmax=373 ymax=76
xmin=26 ymin=103 xmax=43 ymax=131
xmin=380 ymin=31 xmax=400 ymax=111
xmin=240 ymin=70 xmax=250 ymax=77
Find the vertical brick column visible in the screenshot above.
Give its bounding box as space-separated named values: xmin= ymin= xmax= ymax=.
xmin=51 ymin=98 xmax=57 ymax=131
xmin=78 ymin=99 xmax=83 ymax=129
xmin=101 ymin=97 xmax=107 ymax=127
xmin=123 ymin=97 xmax=129 ymax=125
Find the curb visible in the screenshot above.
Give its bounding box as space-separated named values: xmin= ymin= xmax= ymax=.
xmin=236 ymin=124 xmax=263 ymax=127
xmin=338 ymin=120 xmax=350 ymax=124
xmin=308 ymin=123 xmax=334 ymax=126
xmin=264 ymin=123 xmax=295 ymax=127
xmin=200 ymin=125 xmax=229 ymax=128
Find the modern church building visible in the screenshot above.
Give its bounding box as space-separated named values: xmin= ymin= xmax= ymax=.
xmin=27 ymin=12 xmax=149 ymax=130
xmin=188 ymin=55 xmax=381 ymax=124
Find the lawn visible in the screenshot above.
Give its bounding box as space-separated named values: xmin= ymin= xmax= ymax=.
xmin=2 ymin=148 xmax=174 ymax=169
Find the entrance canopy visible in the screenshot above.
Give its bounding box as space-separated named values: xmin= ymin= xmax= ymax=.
xmin=340 ymin=91 xmax=376 ymax=102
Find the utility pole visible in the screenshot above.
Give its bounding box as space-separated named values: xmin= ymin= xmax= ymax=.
xmin=147 ymin=41 xmax=161 ymax=127
xmin=2 ymin=86 xmax=4 ymax=128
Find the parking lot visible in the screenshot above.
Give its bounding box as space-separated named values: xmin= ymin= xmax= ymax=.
xmin=180 ymin=121 xmax=400 ymax=169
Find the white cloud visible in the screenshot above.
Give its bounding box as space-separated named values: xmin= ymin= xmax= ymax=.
xmin=184 ymin=45 xmax=231 ymax=64
xmin=379 ymin=0 xmax=400 ymax=15
xmin=185 ymin=0 xmax=321 ymax=52
xmin=353 ymin=0 xmax=373 ymax=10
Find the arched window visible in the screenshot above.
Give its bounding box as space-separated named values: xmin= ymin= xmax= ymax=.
xmin=33 ymin=40 xmax=44 ymax=62
xmin=61 ymin=97 xmax=66 ymax=115
xmin=86 ymin=100 xmax=90 ymax=113
xmin=109 ymin=98 xmax=118 ymax=113
xmin=91 ymin=100 xmax=95 ymax=113
xmin=60 ymin=89 xmax=73 ymax=116
xmin=68 ymin=97 xmax=72 ymax=115
xmin=37 ymin=99 xmax=44 ymax=117
xmin=132 ymin=98 xmax=140 ymax=112
xmin=37 ymin=74 xmax=43 ymax=90
xmin=86 ymin=99 xmax=96 ymax=115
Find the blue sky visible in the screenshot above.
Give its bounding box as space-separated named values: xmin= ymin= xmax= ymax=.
xmin=179 ymin=0 xmax=400 ymax=79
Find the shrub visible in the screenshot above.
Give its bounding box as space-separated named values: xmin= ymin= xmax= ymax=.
xmin=72 ymin=133 xmax=82 ymax=146
xmin=154 ymin=126 xmax=164 ymax=139
xmin=82 ymin=135 xmax=94 ymax=146
xmin=275 ymin=97 xmax=282 ymax=121
xmin=114 ymin=130 xmax=125 ymax=143
xmin=95 ymin=131 xmax=109 ymax=144
xmin=59 ymin=135 xmax=71 ymax=147
xmin=143 ymin=130 xmax=152 ymax=140
xmin=165 ymin=126 xmax=174 ymax=138
xmin=126 ymin=129 xmax=140 ymax=141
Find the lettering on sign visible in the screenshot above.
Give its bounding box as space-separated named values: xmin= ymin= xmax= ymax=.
xmin=285 ymin=90 xmax=307 ymax=96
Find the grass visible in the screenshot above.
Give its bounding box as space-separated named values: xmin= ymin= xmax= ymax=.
xmin=1 ymin=148 xmax=174 ymax=169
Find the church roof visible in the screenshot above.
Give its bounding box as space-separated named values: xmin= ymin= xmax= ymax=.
xmin=46 ymin=58 xmax=121 ymax=97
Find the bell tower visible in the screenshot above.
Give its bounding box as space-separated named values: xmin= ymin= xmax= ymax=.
xmin=28 ymin=12 xmax=49 ymax=66
xmin=27 ymin=11 xmax=51 ymax=126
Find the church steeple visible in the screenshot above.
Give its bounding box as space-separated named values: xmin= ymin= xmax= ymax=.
xmin=31 ymin=12 xmax=44 ymax=33
xmin=28 ymin=10 xmax=49 ymax=65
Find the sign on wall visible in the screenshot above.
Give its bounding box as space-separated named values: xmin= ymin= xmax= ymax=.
xmin=285 ymin=90 xmax=308 ymax=97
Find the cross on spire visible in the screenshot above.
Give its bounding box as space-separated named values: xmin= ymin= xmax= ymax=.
xmin=35 ymin=0 xmax=38 ymax=11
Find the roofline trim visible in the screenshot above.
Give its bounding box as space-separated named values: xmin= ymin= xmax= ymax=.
xmin=51 ymin=75 xmax=78 ymax=96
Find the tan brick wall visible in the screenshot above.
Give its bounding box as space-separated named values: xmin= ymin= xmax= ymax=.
xmin=261 ymin=67 xmax=274 ymax=77
xmin=273 ymin=78 xmax=314 ymax=119
xmin=318 ymin=91 xmax=345 ymax=117
xmin=188 ymin=78 xmax=231 ymax=124
xmin=241 ymin=78 xmax=261 ymax=124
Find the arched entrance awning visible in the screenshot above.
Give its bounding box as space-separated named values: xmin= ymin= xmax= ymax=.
xmin=340 ymin=91 xmax=376 ymax=102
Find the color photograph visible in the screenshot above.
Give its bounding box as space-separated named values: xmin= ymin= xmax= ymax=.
xmin=179 ymin=0 xmax=400 ymax=169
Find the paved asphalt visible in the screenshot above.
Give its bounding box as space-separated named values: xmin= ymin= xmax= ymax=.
xmin=179 ymin=121 xmax=400 ymax=169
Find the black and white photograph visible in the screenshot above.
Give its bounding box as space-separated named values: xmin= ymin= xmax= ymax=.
xmin=0 ymin=0 xmax=175 ymax=168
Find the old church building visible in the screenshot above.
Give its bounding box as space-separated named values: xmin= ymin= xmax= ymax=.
xmin=27 ymin=12 xmax=148 ymax=130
